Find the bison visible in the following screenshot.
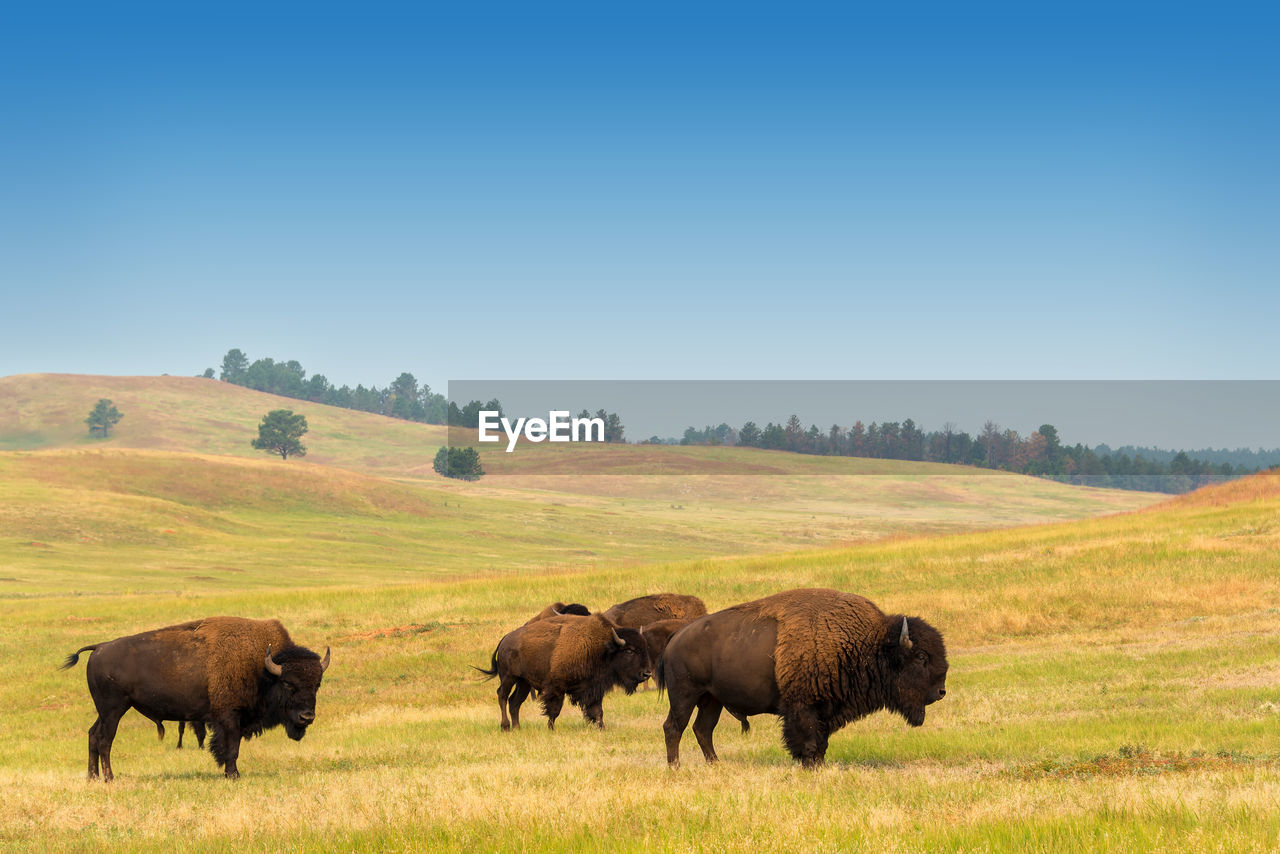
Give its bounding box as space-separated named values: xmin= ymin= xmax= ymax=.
xmin=61 ymin=616 xmax=330 ymax=780
xmin=659 ymin=588 xmax=947 ymax=767
xmin=475 ymin=613 xmax=652 ymax=730
xmin=601 ymin=593 xmax=706 ymax=628
xmin=524 ymin=602 xmax=592 ymax=625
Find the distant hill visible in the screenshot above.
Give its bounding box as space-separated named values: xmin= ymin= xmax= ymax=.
xmin=1093 ymin=443 xmax=1280 ymax=470
xmin=0 ymin=373 xmax=448 ymax=478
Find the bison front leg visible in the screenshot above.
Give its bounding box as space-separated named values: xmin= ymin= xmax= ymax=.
xmin=781 ymin=706 xmax=829 ymax=768
xmin=581 ymin=698 xmax=605 ymax=728
xmin=691 ymin=696 xmax=723 ymax=763
xmin=210 ymin=715 xmax=244 ymax=779
xmin=541 ymin=692 xmax=565 ymax=730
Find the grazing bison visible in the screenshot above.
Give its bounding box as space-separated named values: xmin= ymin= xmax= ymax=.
xmin=524 ymin=602 xmax=592 ymax=624
xmin=601 ymin=593 xmax=706 ymax=628
xmin=659 ymin=588 xmax=948 ymax=767
xmin=475 ymin=613 xmax=652 ymax=730
xmin=61 ymin=616 xmax=330 ymax=780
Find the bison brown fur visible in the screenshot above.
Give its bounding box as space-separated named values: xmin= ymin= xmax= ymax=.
xmin=61 ymin=616 xmax=330 ymax=780
xmin=659 ymin=588 xmax=947 ymax=767
xmin=475 ymin=613 xmax=652 ymax=730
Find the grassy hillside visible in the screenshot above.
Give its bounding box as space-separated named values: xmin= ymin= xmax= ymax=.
xmin=1 ymin=472 xmax=1277 ymax=851
xmin=0 ymin=447 xmax=1155 ymax=597
xmin=0 ymin=373 xmax=449 ymax=477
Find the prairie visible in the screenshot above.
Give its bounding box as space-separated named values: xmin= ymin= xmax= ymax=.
xmin=2 ymin=453 xmax=1277 ymax=850
xmin=1 ymin=374 xmax=1266 ymax=851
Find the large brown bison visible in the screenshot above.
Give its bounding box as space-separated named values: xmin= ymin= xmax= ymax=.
xmin=659 ymin=588 xmax=948 ymax=767
xmin=475 ymin=613 xmax=652 ymax=730
xmin=61 ymin=616 xmax=330 ymax=780
xmin=601 ymin=593 xmax=706 ymax=628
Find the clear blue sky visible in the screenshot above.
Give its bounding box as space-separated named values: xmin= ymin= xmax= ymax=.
xmin=2 ymin=2 xmax=1277 ymax=393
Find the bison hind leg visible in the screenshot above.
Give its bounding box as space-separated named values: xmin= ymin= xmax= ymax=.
xmin=87 ymin=718 xmax=102 ymax=780
xmin=692 ymin=696 xmax=723 ymax=763
xmin=508 ymin=682 xmax=531 ymax=729
xmin=496 ymin=674 xmax=518 ymax=731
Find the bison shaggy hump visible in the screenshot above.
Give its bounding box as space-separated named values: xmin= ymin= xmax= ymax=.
xmin=601 ymin=593 xmax=707 ymax=628
xmin=659 ymin=588 xmax=948 ymax=767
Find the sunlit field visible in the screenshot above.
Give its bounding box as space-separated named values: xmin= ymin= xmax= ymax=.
xmin=1 ymin=375 xmax=1271 ymax=851
xmin=3 ymin=448 xmax=1278 ymax=850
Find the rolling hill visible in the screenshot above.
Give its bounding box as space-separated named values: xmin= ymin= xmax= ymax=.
xmin=1 ymin=373 xmax=1164 ymax=601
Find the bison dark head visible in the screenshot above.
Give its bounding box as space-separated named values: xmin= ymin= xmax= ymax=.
xmin=607 ymin=626 xmax=652 ymax=694
xmin=882 ymin=616 xmax=948 ymax=727
xmin=261 ymin=645 xmax=330 ymax=740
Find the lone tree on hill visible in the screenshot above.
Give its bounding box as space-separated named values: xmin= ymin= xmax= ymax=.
xmin=433 ymin=446 xmax=484 ymax=480
xmin=251 ymin=409 xmax=308 ymax=459
xmin=85 ymin=399 xmax=123 ymax=438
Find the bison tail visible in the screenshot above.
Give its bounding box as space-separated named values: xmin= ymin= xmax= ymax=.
xmin=655 ymin=656 xmax=666 ymax=697
xmin=470 ymin=650 xmax=500 ymax=680
xmin=58 ymin=645 xmax=100 ymax=670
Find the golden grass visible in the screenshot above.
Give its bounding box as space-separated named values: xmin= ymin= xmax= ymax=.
xmin=0 ymin=472 xmax=1277 ymax=850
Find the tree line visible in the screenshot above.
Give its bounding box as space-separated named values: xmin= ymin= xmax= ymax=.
xmin=670 ymin=418 xmax=1272 ymax=493
xmin=214 ymin=349 xmax=451 ymax=423
xmin=211 ymin=349 xmax=626 ymax=440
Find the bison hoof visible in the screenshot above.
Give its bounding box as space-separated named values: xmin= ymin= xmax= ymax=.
xmin=501 ymin=722 xmax=511 ymax=731
xmin=225 ymin=770 xmax=240 ymax=780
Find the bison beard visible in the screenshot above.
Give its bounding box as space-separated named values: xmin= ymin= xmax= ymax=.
xmin=659 ymin=589 xmax=948 ymax=767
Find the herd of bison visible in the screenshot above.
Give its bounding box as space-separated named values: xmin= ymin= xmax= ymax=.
xmin=59 ymin=588 xmax=949 ymax=779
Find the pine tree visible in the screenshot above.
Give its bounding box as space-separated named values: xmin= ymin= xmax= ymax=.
xmin=250 ymin=410 xmax=308 ymax=459
xmin=85 ymin=399 xmax=123 ymax=438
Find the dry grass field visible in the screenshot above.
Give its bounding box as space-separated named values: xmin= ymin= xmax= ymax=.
xmin=2 ymin=375 xmax=1273 ymax=851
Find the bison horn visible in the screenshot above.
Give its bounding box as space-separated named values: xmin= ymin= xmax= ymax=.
xmin=611 ymin=627 xmax=626 ymax=647
xmin=320 ymin=646 xmax=331 ymax=672
xmin=264 ymin=646 xmax=283 ymax=676
xmin=899 ymin=617 xmax=913 ymax=650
